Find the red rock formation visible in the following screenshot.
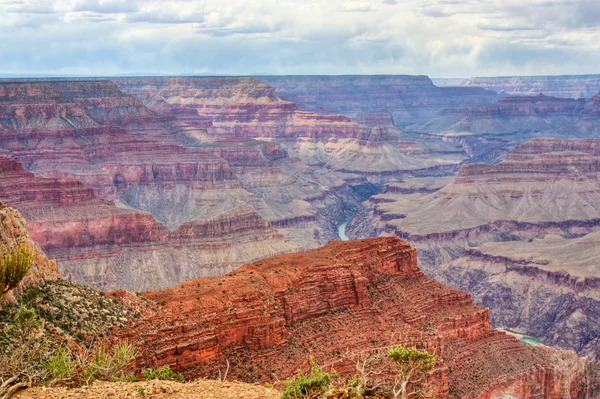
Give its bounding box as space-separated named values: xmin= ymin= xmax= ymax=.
xmin=115 ymin=238 xmax=599 ymax=398
xmin=0 ymin=156 xmax=291 ymax=291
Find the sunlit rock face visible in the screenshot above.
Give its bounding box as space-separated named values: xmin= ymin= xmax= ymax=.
xmin=0 ymin=202 xmax=58 ymax=301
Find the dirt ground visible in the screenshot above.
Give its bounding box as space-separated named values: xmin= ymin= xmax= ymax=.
xmin=15 ymin=379 xmax=280 ymax=399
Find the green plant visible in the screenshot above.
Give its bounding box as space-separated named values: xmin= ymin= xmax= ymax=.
xmin=386 ymin=346 xmax=436 ymax=399
xmin=115 ymin=372 xmax=139 ymax=382
xmin=0 ymin=244 xmax=35 ymax=297
xmin=137 ymin=387 xmax=146 ymax=396
xmin=43 ymin=347 xmax=76 ymax=386
xmin=281 ymin=357 xmax=335 ymax=399
xmin=0 ymin=307 xmax=49 ymax=397
xmin=141 ymin=365 xmax=184 ymax=383
xmin=79 ymin=342 xmax=138 ymax=385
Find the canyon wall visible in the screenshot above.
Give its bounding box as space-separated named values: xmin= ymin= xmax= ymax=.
xmin=464 ymin=75 xmax=600 ymax=99
xmin=114 ymin=76 xmax=469 ymax=174
xmin=115 ymin=237 xmax=600 ymax=399
xmin=348 ymin=138 xmax=600 ymax=360
xmin=262 ymin=75 xmax=499 ymax=125
xmin=0 ymin=156 xmax=292 ymax=291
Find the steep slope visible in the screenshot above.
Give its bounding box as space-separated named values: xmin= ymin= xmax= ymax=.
xmin=409 ymin=93 xmax=600 ymax=162
xmin=416 ymin=94 xmax=586 ymax=136
xmin=464 ymin=75 xmax=600 ymax=99
xmin=0 ymin=79 xmax=363 ymax=289
xmin=114 ymin=76 xmax=468 ymax=174
xmin=352 ymin=138 xmax=600 ymax=239
xmin=116 ymin=237 xmax=600 ymax=399
xmin=440 ymin=232 xmax=600 ymax=359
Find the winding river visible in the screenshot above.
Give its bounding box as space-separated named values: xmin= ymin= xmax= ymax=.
xmin=338 ymin=214 xmax=354 ymax=241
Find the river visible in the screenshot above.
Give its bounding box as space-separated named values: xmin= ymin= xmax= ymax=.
xmin=338 ymin=214 xmax=354 ymax=241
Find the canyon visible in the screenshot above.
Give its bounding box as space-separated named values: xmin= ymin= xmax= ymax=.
xmin=5 ymin=202 xmax=600 ymax=398
xmin=0 ymin=202 xmax=58 ymax=300
xmin=407 ymin=92 xmax=600 ymax=163
xmin=0 ymin=76 xmax=486 ymax=291
xmin=261 ymin=75 xmax=499 ymax=126
xmin=2 ymin=73 xmax=600 ymax=397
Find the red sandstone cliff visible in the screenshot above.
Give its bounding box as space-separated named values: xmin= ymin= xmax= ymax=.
xmin=114 ymin=238 xmax=599 ymax=398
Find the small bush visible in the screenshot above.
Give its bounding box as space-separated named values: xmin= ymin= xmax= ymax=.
xmin=79 ymin=342 xmax=138 ymax=385
xmin=281 ymin=357 xmax=335 ymax=399
xmin=387 ymin=345 xmax=435 ymax=399
xmin=141 ymin=365 xmax=184 ymax=383
xmin=0 ymin=244 xmax=35 ymax=297
xmin=43 ymin=347 xmax=77 ymax=386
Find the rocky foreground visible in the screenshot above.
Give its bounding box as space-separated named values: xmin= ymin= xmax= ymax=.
xmin=16 ymin=380 xmax=278 ymax=399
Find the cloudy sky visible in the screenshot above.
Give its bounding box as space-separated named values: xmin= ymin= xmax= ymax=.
xmin=1 ymin=0 xmax=599 ymax=77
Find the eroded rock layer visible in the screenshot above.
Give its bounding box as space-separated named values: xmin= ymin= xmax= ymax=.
xmin=440 ymin=232 xmax=600 ymax=360
xmin=0 ymin=156 xmax=292 ymax=291
xmin=261 ymin=75 xmax=499 ymax=125
xmin=464 ymin=75 xmax=600 ymax=99
xmin=114 ymin=76 xmax=468 ymax=174
xmin=349 ymin=138 xmax=600 ymax=359
xmin=116 ymin=238 xmax=600 ymax=399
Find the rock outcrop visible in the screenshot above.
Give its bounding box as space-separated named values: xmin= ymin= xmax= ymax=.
xmin=0 ymin=203 xmax=58 ymax=300
xmin=464 ymin=75 xmax=600 ymax=99
xmin=116 ymin=237 xmax=600 ymax=399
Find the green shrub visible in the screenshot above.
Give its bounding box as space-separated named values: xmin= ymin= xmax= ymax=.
xmin=80 ymin=342 xmax=138 ymax=385
xmin=43 ymin=347 xmax=76 ymax=385
xmin=0 ymin=244 xmax=35 ymax=297
xmin=141 ymin=365 xmax=184 ymax=383
xmin=281 ymin=357 xmax=335 ymax=399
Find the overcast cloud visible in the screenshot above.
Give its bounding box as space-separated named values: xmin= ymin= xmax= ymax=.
xmin=0 ymin=0 xmax=599 ymax=77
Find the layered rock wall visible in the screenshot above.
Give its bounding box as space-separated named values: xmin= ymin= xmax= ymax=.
xmin=116 ymin=238 xmax=600 ymax=399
